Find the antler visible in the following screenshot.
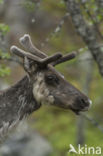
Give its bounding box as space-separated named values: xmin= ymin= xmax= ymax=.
xmin=52 ymin=51 xmax=77 ymax=66
xmin=19 ymin=34 xmax=47 ymax=58
xmin=10 ymin=46 xmax=62 ymax=67
xmin=10 ymin=34 xmax=77 ymax=68
xmin=19 ymin=34 xmax=77 ymax=65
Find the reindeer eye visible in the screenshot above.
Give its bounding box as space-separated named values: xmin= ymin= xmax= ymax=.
xmin=45 ymin=75 xmax=59 ymax=85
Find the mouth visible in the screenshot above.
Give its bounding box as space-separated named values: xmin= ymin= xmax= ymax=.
xmin=70 ymin=99 xmax=92 ymax=115
xmin=71 ymin=108 xmax=87 ymax=115
xmin=71 ymin=107 xmax=89 ymax=115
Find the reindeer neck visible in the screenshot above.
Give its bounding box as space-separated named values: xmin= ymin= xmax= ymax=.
xmin=0 ymin=76 xmax=41 ymax=140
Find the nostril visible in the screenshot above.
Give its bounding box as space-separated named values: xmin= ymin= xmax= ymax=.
xmin=77 ymin=98 xmax=87 ymax=109
xmin=81 ymin=98 xmax=86 ymax=104
xmin=80 ymin=98 xmax=90 ymax=107
xmin=73 ymin=97 xmax=92 ymax=113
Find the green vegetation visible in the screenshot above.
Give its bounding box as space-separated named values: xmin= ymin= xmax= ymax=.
xmin=0 ymin=24 xmax=9 ymax=35
xmin=22 ymin=0 xmax=36 ymax=12
xmin=0 ymin=65 xmax=11 ymax=77
xmin=0 ymin=0 xmax=3 ymax=4
xmin=1 ymin=0 xmax=103 ymax=155
xmin=0 ymin=23 xmax=10 ymax=77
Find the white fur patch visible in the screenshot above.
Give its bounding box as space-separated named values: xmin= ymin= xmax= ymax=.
xmin=33 ymin=73 xmax=54 ymax=105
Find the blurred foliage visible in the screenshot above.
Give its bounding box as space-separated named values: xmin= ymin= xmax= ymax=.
xmin=0 ymin=65 xmax=11 ymax=77
xmin=1 ymin=0 xmax=103 ymax=155
xmin=0 ymin=50 xmax=11 ymax=77
xmin=0 ymin=50 xmax=10 ymax=59
xmin=0 ymin=0 xmax=3 ymax=4
xmin=0 ymin=24 xmax=9 ymax=35
xmin=78 ymin=0 xmax=103 ymax=30
xmin=0 ymin=23 xmax=10 ymax=77
xmin=22 ymin=0 xmax=36 ymax=12
xmin=41 ymin=0 xmax=66 ymax=16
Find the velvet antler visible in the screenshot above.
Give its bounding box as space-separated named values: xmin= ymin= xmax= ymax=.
xmin=52 ymin=51 xmax=77 ymax=66
xmin=19 ymin=34 xmax=47 ymax=58
xmin=11 ymin=34 xmax=77 ymax=67
xmin=10 ymin=46 xmax=62 ymax=67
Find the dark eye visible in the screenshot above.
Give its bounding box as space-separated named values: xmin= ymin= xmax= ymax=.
xmin=45 ymin=74 xmax=59 ymax=85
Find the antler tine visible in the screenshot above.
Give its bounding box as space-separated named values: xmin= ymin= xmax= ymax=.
xmin=19 ymin=34 xmax=47 ymax=58
xmin=52 ymin=51 xmax=78 ymax=66
xmin=19 ymin=35 xmax=76 ymax=66
xmin=41 ymin=53 xmax=62 ymax=66
xmin=10 ymin=46 xmax=62 ymax=67
xmin=10 ymin=46 xmax=42 ymax=64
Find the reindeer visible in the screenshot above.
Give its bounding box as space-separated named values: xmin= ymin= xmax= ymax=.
xmin=0 ymin=34 xmax=92 ymax=142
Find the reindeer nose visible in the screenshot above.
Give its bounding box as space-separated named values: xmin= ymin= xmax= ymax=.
xmin=74 ymin=97 xmax=92 ymax=110
xmin=70 ymin=97 xmax=92 ymax=115
xmin=79 ymin=98 xmax=92 ymax=110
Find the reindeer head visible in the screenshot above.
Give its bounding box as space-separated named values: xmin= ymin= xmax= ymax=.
xmin=10 ymin=34 xmax=92 ymax=114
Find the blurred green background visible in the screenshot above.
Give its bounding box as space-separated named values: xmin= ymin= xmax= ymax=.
xmin=0 ymin=0 xmax=103 ymax=156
